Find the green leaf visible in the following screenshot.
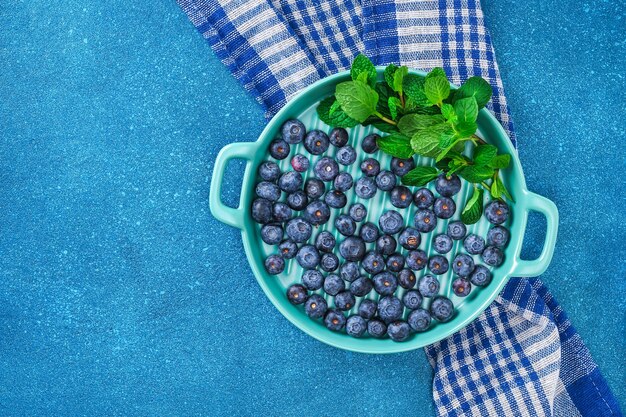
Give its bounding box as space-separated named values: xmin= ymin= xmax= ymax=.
xmin=441 ymin=103 xmax=456 ymax=121
xmin=491 ymin=176 xmax=514 ymax=201
xmin=377 ymin=133 xmax=414 ymax=158
xmin=388 ymin=96 xmax=402 ymax=120
xmin=436 ymin=158 xmax=451 ymax=171
xmin=393 ymin=66 xmax=409 ymax=94
xmin=454 ymin=96 xmax=478 ymax=123
xmin=350 ymin=54 xmax=377 ymax=87
xmin=329 ymin=99 xmax=341 ymax=116
xmin=456 ymin=76 xmax=493 ymax=109
xmin=375 ymin=82 xmax=394 ymax=119
xmin=411 ymin=124 xmax=451 ymax=158
xmin=401 ymin=166 xmax=439 ymax=186
xmin=438 ymin=129 xmax=457 ymax=149
xmin=397 ymin=114 xmax=445 ymax=137
xmin=424 ymin=75 xmax=451 ymax=106
xmin=461 ymin=188 xmax=484 ymax=225
xmin=473 ymin=144 xmax=498 ymax=166
xmin=317 ymin=96 xmax=359 ymax=128
xmin=335 ymin=80 xmax=379 ymax=123
xmin=425 ymin=67 xmax=446 ymax=80
xmin=458 ymin=165 xmax=495 ymax=183
xmin=403 ymin=74 xmax=431 ymax=107
xmin=371 ymin=121 xmax=399 ymax=133
xmin=455 ymin=121 xmax=478 ymax=137
xmin=384 ymin=64 xmax=398 ymax=89
xmin=489 ymin=154 xmax=511 ymax=169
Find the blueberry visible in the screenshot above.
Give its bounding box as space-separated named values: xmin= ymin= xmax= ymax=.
xmin=287 ymin=284 xmax=308 ymax=305
xmin=286 ymin=218 xmax=312 ymax=243
xmin=355 ymin=177 xmax=377 ymax=199
xmin=360 ymin=158 xmax=381 ymax=177
xmin=386 ymin=253 xmax=405 ymax=272
xmin=324 ymin=309 xmax=346 ymax=331
xmin=340 ymin=262 xmax=359 ymax=282
xmin=377 ymin=296 xmax=403 ymax=324
xmin=402 ymin=290 xmax=422 ymax=310
xmin=335 ymin=214 xmax=356 ymax=236
xmin=482 ymin=246 xmax=504 ymax=266
xmin=376 ymin=234 xmax=397 ymax=255
xmin=339 ymin=237 xmax=366 ymax=262
xmin=333 ymin=172 xmax=353 ymax=192
xmin=303 ymin=201 xmax=330 ymax=225
xmin=485 ymin=200 xmax=509 ymax=225
xmin=447 ymin=221 xmax=467 ymax=240
xmin=304 ymin=178 xmax=325 ymax=199
xmin=335 ymin=290 xmax=356 ymax=311
xmin=258 ymin=161 xmax=280 ymax=181
xmin=373 ymin=272 xmax=398 ymax=296
xmin=406 ymin=250 xmax=428 ymax=271
xmin=408 ymin=309 xmax=431 ymax=332
xmin=314 ymin=157 xmax=339 ymax=182
xmin=413 ymin=188 xmax=435 ymax=208
xmin=336 ymin=146 xmax=357 ymax=166
xmin=325 ymin=189 xmax=347 ymax=208
xmin=278 ymin=240 xmax=298 ymax=259
xmin=398 ymin=269 xmax=417 ymax=289
xmin=304 ymin=130 xmax=330 ymax=155
xmin=428 ymin=255 xmax=449 ymax=275
xmin=398 ymin=227 xmax=420 ymax=250
xmin=278 ymin=171 xmax=303 ymax=193
xmin=375 ymin=170 xmax=396 ymax=191
xmin=433 ymin=234 xmax=453 ymax=254
xmin=487 ymin=226 xmax=510 ymax=248
xmin=305 ymin=294 xmax=327 ymax=319
xmin=323 ymin=274 xmax=345 ymax=296
xmin=296 ymin=244 xmax=320 ymax=269
xmin=390 ymin=186 xmax=413 ymax=208
xmin=264 ymin=255 xmax=285 ymax=275
xmin=256 ymin=181 xmax=281 ymax=202
xmin=349 ymin=203 xmax=367 ymax=222
xmin=367 ymin=319 xmax=388 ymax=338
xmin=362 ymin=251 xmax=385 ymax=274
xmin=358 ymin=299 xmax=377 ymax=319
xmin=452 ymin=254 xmax=475 ymax=277
xmin=464 ymin=234 xmax=486 ymax=255
xmin=290 ymin=154 xmax=310 ymax=172
xmin=346 ymin=315 xmax=367 ymax=337
xmin=434 ymin=197 xmax=456 ymax=219
xmin=320 ymin=253 xmax=339 ymax=272
xmin=379 ymin=210 xmax=404 ymax=234
xmin=315 ymin=231 xmax=336 ymax=253
xmin=269 ymin=139 xmax=290 ymax=159
xmin=329 ymin=127 xmax=349 ymax=147
xmin=430 ymin=296 xmax=454 ymax=322
xmin=435 ymin=174 xmax=462 ymax=197
xmin=362 ymin=133 xmax=379 ymax=153
xmin=287 ymin=190 xmax=308 ymax=211
xmin=418 ymin=274 xmax=440 ymax=298
xmin=452 ymin=278 xmax=471 ymax=297
xmin=272 ymin=202 xmax=292 ymax=222
xmin=388 ymin=321 xmax=411 ymax=342
xmin=261 ymin=224 xmax=283 ymax=245
xmin=281 ymin=119 xmax=306 ymax=144
xmin=390 ymin=157 xmax=415 ymax=177
xmin=302 ymin=270 xmax=324 ymax=290
xmin=469 ymin=265 xmax=492 ymax=286
xmin=252 ymin=198 xmax=273 ymax=224
xmin=414 ymin=209 xmax=437 ymax=232
xmin=350 ymin=276 xmax=374 ymax=297
xmin=359 ymin=222 xmax=380 ymax=243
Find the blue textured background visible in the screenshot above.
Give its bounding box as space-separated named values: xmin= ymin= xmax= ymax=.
xmin=0 ymin=0 xmax=624 ymax=415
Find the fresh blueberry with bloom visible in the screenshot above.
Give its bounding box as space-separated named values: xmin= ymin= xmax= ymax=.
xmin=287 ymin=190 xmax=308 ymax=211
xmin=264 ymin=254 xmax=285 ymax=275
xmin=324 ymin=189 xmax=347 ymax=208
xmin=403 ymin=290 xmax=422 ymax=310
xmin=355 ymin=176 xmax=377 ymax=199
xmin=281 ymin=119 xmax=305 ymax=144
xmin=333 ymin=172 xmax=353 ymax=192
xmin=256 ymin=181 xmax=281 ymax=201
xmin=470 ymin=265 xmax=492 ymax=286
xmin=418 ymin=274 xmax=440 ymax=298
xmin=430 ymin=296 xmax=454 ymax=322
xmin=452 ymin=278 xmax=471 ymax=297
xmin=303 ymin=200 xmax=330 ymax=226
xmin=408 ymin=309 xmax=431 ymax=332
xmin=482 ymin=246 xmax=504 ymax=266
xmin=464 ymin=233 xmax=486 ymax=255
xmin=304 ymin=178 xmax=325 ymax=200
xmin=435 ymin=174 xmax=462 ymax=197
xmin=350 ymin=276 xmax=373 ymax=297
xmin=447 ymin=221 xmax=467 ymax=240
xmin=304 ymin=130 xmax=329 ymax=155
xmin=286 ymin=217 xmax=312 ymax=242
xmin=252 ymin=198 xmax=273 ymax=224
xmin=287 ymin=284 xmax=308 ymax=305
xmin=335 ymin=214 xmax=356 ymax=236
xmin=329 ymin=127 xmax=349 ymax=147
xmin=361 ymin=133 xmax=379 ymax=153
xmin=428 ymin=255 xmax=449 ymax=275
xmin=398 ymin=269 xmax=417 ymax=289
xmin=375 ymin=170 xmax=396 ymax=191
xmin=320 ymin=253 xmax=339 ymax=272
xmin=387 ymin=321 xmax=411 ymax=342
xmin=386 ymin=253 xmax=405 ymax=272
xmin=340 ymin=261 xmax=359 ymax=282
xmin=413 ymin=188 xmax=434 ymax=209
xmin=258 ymin=161 xmax=281 ymax=182
xmin=399 ymin=227 xmax=421 ymax=250
xmin=260 ymin=224 xmax=283 ymax=245
xmin=358 ymin=299 xmax=378 ymax=319
xmin=360 ymin=158 xmax=381 ymax=177
xmin=379 ymin=210 xmax=404 ymax=234
xmin=290 ymin=154 xmax=309 ymax=172
xmin=272 ymin=202 xmax=292 ymax=222
xmin=414 ymin=209 xmax=437 ymax=232
xmin=349 ymin=203 xmax=367 ymax=222
xmin=362 ymin=251 xmax=385 ymax=274
xmin=269 ymin=138 xmax=290 ymax=159
xmin=278 ymin=240 xmax=298 ymax=259
xmin=487 ymin=225 xmax=510 ymax=247
xmin=278 ymin=171 xmax=303 ymax=193
xmin=390 ymin=186 xmax=413 ymax=208
xmin=336 ymin=145 xmax=357 ymax=165
xmin=406 ymin=250 xmax=428 ymax=271
xmin=346 ymin=315 xmax=367 ymax=337
xmin=301 ymin=270 xmax=324 ymax=290
xmin=434 ymin=197 xmax=456 ymax=219
xmin=305 ymin=294 xmax=327 ymax=318
xmin=315 ymin=231 xmax=336 ymax=253
xmin=323 ymin=274 xmax=345 ymax=296
xmin=367 ymin=319 xmax=387 ymax=338
xmin=485 ymin=200 xmax=510 ymax=224
xmin=452 ymin=254 xmax=475 ymax=277
xmin=433 ymin=234 xmax=453 ymax=254
xmin=359 ymin=222 xmax=380 ymax=243
xmin=375 ymin=234 xmax=397 ymax=255
xmin=373 ymin=272 xmax=398 ymax=296
xmin=335 ymin=290 xmax=356 ymax=311
xmin=324 ymin=309 xmax=346 ymax=331
xmin=339 ymin=236 xmax=366 ymax=262
xmin=296 ymin=245 xmax=320 ymax=269
xmin=378 ymin=296 xmax=403 ymax=323
xmin=390 ymin=157 xmax=415 ymax=177
xmin=314 ymin=157 xmax=339 ymax=181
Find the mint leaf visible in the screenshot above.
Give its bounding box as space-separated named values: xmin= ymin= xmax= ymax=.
xmin=317 ymin=96 xmax=359 ymax=128
xmin=489 ymin=154 xmax=511 ymax=169
xmin=491 ymin=176 xmax=514 ymax=201
xmin=377 ymin=133 xmax=414 ymax=158
xmin=350 ymin=54 xmax=377 ymax=87
xmin=371 ymin=120 xmax=399 ymax=133
xmin=403 ymin=74 xmax=431 ymax=107
xmin=375 ymin=82 xmax=394 ymax=119
xmin=329 ymin=99 xmax=341 ymax=116
xmin=438 ymin=129 xmax=457 ymax=149
xmin=397 ymin=114 xmax=445 ymax=137
xmin=473 ymin=144 xmax=498 ymax=166
xmin=393 ymin=66 xmax=409 ymax=94
xmin=401 ymin=166 xmax=439 ymax=186
xmin=425 ymin=67 xmax=446 ymax=80
xmin=459 ymin=165 xmax=495 ymax=183
xmin=424 ymin=75 xmax=450 ymax=106
xmin=455 ymin=121 xmax=478 ymax=137
xmin=461 ymin=188 xmax=484 ymax=225
xmin=456 ymin=76 xmax=493 ymax=109
xmin=454 ymin=96 xmax=478 ymax=123
xmin=411 ymin=124 xmax=450 ymax=158
xmin=335 ymin=80 xmax=379 ymax=123
xmin=441 ymin=103 xmax=456 ymax=121
xmin=388 ymin=96 xmax=402 ymax=120
xmin=384 ymin=64 xmax=398 ymax=89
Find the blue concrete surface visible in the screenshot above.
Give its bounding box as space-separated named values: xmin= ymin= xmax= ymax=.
xmin=0 ymin=0 xmax=623 ymax=415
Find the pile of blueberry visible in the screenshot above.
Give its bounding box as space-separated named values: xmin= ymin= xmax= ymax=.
xmin=251 ymin=119 xmax=510 ymax=342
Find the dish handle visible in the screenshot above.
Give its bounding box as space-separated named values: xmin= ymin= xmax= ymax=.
xmin=512 ymin=190 xmax=559 ymax=277
xmin=209 ymin=141 xmax=258 ymax=229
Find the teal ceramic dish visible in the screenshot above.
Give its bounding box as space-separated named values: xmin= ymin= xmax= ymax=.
xmin=209 ymin=69 xmax=558 ymax=354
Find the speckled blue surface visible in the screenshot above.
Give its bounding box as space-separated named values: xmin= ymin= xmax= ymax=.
xmin=0 ymin=0 xmax=624 ymax=415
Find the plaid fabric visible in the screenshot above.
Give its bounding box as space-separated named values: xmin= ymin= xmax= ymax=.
xmin=176 ymin=0 xmax=622 ymax=415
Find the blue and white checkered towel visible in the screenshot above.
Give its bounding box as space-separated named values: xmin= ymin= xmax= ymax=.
xmin=176 ymin=1 xmax=622 ymax=415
